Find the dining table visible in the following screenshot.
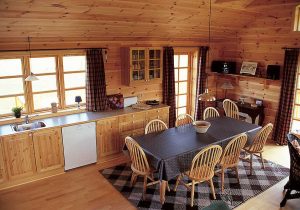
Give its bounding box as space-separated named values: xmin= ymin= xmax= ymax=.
xmin=133 ymin=117 xmax=261 ymax=204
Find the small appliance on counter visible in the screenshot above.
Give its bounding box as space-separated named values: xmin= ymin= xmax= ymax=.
xmin=146 ymin=100 xmax=159 ymax=105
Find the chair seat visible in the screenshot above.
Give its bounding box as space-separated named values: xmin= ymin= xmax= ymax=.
xmin=185 ymin=165 xmax=214 ymax=181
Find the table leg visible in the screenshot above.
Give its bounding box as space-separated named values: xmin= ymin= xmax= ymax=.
xmin=160 ymin=180 xmax=167 ymax=204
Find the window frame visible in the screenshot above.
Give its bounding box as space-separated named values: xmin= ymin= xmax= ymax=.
xmin=294 ymin=5 xmax=300 ymax=32
xmin=291 ymin=55 xmax=300 ymax=132
xmin=174 ymin=52 xmax=193 ymax=117
xmin=0 ymin=50 xmax=86 ymax=118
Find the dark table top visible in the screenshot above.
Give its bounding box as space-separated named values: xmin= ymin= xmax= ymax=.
xmin=134 ymin=117 xmax=260 ymax=180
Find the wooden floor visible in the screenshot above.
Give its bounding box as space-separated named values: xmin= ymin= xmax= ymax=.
xmin=0 ymin=144 xmax=299 ymax=210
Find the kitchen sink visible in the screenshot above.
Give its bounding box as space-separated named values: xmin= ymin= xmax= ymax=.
xmin=11 ymin=121 xmax=46 ymax=132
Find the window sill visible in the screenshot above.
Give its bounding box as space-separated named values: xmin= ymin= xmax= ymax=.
xmin=0 ymin=107 xmax=87 ymax=126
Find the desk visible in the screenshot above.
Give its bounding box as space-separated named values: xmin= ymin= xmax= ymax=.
xmin=215 ymin=99 xmax=265 ymax=126
xmin=134 ymin=117 xmax=260 ymax=204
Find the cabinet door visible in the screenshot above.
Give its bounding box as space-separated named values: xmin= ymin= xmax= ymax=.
xmin=32 ymin=128 xmax=64 ymax=173
xmin=148 ymin=48 xmax=162 ymax=82
xmin=2 ymin=133 xmax=36 ymax=180
xmin=0 ymin=140 xmax=7 ymax=184
xmin=130 ymin=48 xmax=146 ymax=83
xmin=97 ymin=117 xmax=120 ymax=159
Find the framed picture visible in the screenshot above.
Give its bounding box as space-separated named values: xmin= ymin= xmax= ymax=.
xmin=240 ymin=62 xmax=258 ymax=75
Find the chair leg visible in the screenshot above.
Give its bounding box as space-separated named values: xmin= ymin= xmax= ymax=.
xmin=191 ymin=180 xmax=195 ymax=207
xmin=250 ymin=154 xmax=253 ymax=175
xmin=174 ymin=174 xmax=182 ymax=192
xmin=209 ymin=179 xmax=216 ymax=199
xmin=234 ymin=166 xmax=240 ymax=184
xmin=130 ymin=172 xmax=137 ymax=187
xmin=142 ymin=175 xmax=147 ymax=200
xmin=167 ymin=181 xmax=170 ymax=192
xmin=260 ymin=153 xmax=265 ymax=169
xmin=221 ymin=168 xmax=225 ymax=193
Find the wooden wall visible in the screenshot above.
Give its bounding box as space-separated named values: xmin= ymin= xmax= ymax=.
xmin=208 ymin=4 xmax=300 ymax=126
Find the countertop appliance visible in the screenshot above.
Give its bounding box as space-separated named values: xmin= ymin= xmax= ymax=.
xmin=62 ymin=122 xmax=97 ymax=171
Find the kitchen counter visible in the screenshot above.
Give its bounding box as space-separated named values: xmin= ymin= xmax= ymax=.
xmin=0 ymin=104 xmax=169 ymax=136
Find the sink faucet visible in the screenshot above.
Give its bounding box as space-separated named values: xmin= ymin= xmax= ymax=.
xmin=25 ymin=115 xmax=30 ymax=124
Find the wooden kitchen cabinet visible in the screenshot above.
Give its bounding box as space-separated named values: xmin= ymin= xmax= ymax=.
xmin=2 ymin=133 xmax=36 ymax=180
xmin=96 ymin=117 xmax=120 ymax=160
xmin=121 ymin=47 xmax=163 ymax=86
xmin=146 ymin=107 xmax=169 ymax=126
xmin=0 ymin=141 xmax=7 ymax=184
xmin=119 ymin=111 xmax=146 ymax=148
xmin=32 ymin=128 xmax=64 ymax=173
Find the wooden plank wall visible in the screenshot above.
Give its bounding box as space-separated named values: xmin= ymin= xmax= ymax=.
xmin=208 ymin=4 xmax=300 ymax=127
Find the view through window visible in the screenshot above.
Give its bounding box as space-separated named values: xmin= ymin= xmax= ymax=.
xmin=174 ymin=54 xmax=190 ymax=117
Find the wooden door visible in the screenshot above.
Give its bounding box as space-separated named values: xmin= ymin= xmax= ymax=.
xmin=2 ymin=133 xmax=36 ymax=180
xmin=32 ymin=128 xmax=64 ymax=173
xmin=0 ymin=140 xmax=7 ymax=184
xmin=96 ymin=117 xmax=120 ymax=160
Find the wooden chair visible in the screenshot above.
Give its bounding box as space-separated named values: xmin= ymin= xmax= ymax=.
xmin=145 ymin=119 xmax=168 ymax=134
xmin=223 ymin=99 xmax=240 ymax=120
xmin=203 ymin=107 xmax=220 ymax=120
xmin=175 ymin=114 xmax=194 ymax=127
xmin=174 ymin=145 xmax=223 ymax=207
xmin=243 ymin=123 xmax=273 ymax=175
xmin=216 ymin=133 xmax=247 ymax=192
xmin=125 ymin=136 xmax=161 ymax=200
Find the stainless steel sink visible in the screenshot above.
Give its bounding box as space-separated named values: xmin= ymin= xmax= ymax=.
xmin=11 ymin=121 xmax=46 ymax=132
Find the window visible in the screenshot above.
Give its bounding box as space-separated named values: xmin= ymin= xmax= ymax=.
xmin=291 ymin=56 xmax=300 ymax=132
xmin=174 ymin=54 xmax=191 ymax=116
xmin=63 ymin=55 xmax=87 ymax=106
xmin=0 ymin=51 xmax=86 ymax=117
xmin=294 ymin=5 xmax=300 ymax=32
xmin=30 ymin=57 xmax=59 ymax=110
xmin=0 ymin=58 xmax=25 ymax=115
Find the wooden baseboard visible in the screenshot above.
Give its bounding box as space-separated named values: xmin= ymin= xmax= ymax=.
xmin=97 ymin=152 xmax=130 ymax=170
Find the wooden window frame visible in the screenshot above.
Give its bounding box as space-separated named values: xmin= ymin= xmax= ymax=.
xmin=291 ymin=56 xmax=300 ymax=131
xmin=174 ymin=51 xmax=193 ymax=117
xmin=0 ymin=50 xmax=86 ymax=118
xmin=293 ymin=5 xmax=300 ymax=32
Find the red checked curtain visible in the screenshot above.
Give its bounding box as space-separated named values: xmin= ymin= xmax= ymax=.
xmin=194 ymin=46 xmax=209 ymax=120
xmin=273 ymin=48 xmax=299 ymax=145
xmin=86 ymin=49 xmax=108 ymax=111
xmin=162 ymin=47 xmax=176 ymax=128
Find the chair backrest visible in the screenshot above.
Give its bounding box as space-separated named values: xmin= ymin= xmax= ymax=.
xmin=145 ymin=119 xmax=168 ymax=134
xmin=248 ymin=123 xmax=273 ymax=152
xmin=189 ymin=145 xmax=222 ymax=180
xmin=223 ymin=99 xmax=240 ymax=119
xmin=125 ymin=136 xmax=150 ymax=175
xmin=220 ymin=133 xmax=247 ymax=166
xmin=203 ymin=107 xmax=220 ymax=120
xmin=175 ymin=114 xmax=194 ymax=127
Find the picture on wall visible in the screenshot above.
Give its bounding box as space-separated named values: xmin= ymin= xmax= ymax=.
xmin=240 ymin=62 xmax=258 ymax=75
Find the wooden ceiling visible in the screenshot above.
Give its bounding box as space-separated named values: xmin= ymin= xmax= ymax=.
xmin=0 ymin=0 xmax=298 ymax=45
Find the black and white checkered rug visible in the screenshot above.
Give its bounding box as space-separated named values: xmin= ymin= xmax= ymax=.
xmin=100 ymin=156 xmax=289 ymax=209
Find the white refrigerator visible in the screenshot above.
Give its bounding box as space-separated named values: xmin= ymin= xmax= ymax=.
xmin=62 ymin=122 xmax=97 ymax=171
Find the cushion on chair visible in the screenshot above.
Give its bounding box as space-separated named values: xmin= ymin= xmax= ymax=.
xmin=202 ymin=200 xmax=231 ymax=210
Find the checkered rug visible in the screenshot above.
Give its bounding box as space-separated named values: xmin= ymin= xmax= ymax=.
xmin=100 ymin=156 xmax=289 ymax=209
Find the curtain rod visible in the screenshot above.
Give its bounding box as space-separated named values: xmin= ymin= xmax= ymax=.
xmin=0 ymin=47 xmax=108 ymax=52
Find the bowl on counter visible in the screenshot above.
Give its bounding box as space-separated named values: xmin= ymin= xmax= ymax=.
xmin=193 ymin=121 xmax=211 ymax=133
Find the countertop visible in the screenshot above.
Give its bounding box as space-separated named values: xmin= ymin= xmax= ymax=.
xmin=0 ymin=104 xmax=169 ymax=136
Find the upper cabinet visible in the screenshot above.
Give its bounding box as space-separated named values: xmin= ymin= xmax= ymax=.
xmin=121 ymin=47 xmax=163 ymax=86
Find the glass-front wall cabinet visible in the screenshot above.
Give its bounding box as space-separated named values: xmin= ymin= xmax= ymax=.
xmin=121 ymin=47 xmax=162 ymax=86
